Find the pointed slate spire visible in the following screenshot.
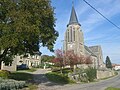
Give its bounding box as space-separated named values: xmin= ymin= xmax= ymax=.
xmin=68 ymin=5 xmax=81 ymax=26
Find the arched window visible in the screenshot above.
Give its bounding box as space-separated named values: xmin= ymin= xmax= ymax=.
xmin=73 ymin=28 xmax=75 ymax=41
xmin=68 ymin=30 xmax=69 ymax=42
xmin=71 ymin=27 xmax=72 ymax=42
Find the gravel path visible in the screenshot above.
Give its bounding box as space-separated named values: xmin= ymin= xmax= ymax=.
xmin=32 ymin=69 xmax=65 ymax=90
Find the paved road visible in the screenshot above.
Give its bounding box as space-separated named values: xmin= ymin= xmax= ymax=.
xmin=62 ymin=71 xmax=120 ymax=90
xmin=32 ymin=69 xmax=120 ymax=90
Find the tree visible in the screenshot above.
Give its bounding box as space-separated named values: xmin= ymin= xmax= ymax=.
xmin=64 ymin=50 xmax=93 ymax=71
xmin=64 ymin=50 xmax=78 ymax=70
xmin=52 ymin=49 xmax=64 ymax=74
xmin=0 ymin=0 xmax=58 ymax=65
xmin=106 ymin=56 xmax=112 ymax=69
xmin=41 ymin=55 xmax=55 ymax=62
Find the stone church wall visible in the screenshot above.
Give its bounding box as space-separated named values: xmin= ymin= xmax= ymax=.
xmin=97 ymin=70 xmax=115 ymax=79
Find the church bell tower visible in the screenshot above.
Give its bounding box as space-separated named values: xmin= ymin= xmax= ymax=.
xmin=64 ymin=5 xmax=84 ymax=56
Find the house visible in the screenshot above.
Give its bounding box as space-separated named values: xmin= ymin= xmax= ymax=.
xmin=1 ymin=52 xmax=41 ymax=71
xmin=112 ymin=64 xmax=120 ymax=70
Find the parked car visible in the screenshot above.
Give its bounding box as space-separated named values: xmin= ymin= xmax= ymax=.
xmin=17 ymin=64 xmax=29 ymax=70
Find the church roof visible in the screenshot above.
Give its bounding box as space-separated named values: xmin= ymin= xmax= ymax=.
xmin=84 ymin=45 xmax=97 ymax=57
xmin=89 ymin=46 xmax=100 ymax=52
xmin=67 ymin=6 xmax=81 ymax=26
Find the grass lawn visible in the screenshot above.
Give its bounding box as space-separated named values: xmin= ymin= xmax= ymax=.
xmin=9 ymin=72 xmax=38 ymax=90
xmin=17 ymin=68 xmax=37 ymax=72
xmin=9 ymin=72 xmax=33 ymax=81
xmin=25 ymin=83 xmax=38 ymax=90
xmin=46 ymin=68 xmax=75 ymax=84
xmin=105 ymin=87 xmax=120 ymax=90
xmin=46 ymin=72 xmax=75 ymax=84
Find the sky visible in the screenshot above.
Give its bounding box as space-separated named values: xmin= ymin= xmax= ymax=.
xmin=40 ymin=0 xmax=120 ymax=64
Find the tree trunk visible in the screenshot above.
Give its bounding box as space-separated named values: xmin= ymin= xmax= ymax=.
xmin=0 ymin=48 xmax=9 ymax=62
xmin=0 ymin=61 xmax=1 ymax=69
xmin=60 ymin=66 xmax=63 ymax=74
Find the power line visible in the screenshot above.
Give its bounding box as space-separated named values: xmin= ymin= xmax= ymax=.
xmin=82 ymin=0 xmax=120 ymax=30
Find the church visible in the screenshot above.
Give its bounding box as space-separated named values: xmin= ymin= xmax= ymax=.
xmin=63 ymin=5 xmax=105 ymax=69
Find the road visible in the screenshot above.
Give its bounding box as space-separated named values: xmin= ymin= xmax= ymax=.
xmin=32 ymin=69 xmax=120 ymax=90
xmin=62 ymin=71 xmax=120 ymax=90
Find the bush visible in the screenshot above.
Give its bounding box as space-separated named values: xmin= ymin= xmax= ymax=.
xmin=0 ymin=78 xmax=26 ymax=90
xmin=46 ymin=72 xmax=74 ymax=84
xmin=72 ymin=68 xmax=96 ymax=82
xmin=39 ymin=63 xmax=44 ymax=68
xmin=0 ymin=70 xmax=10 ymax=79
xmin=114 ymin=71 xmax=118 ymax=75
xmin=85 ymin=67 xmax=96 ymax=82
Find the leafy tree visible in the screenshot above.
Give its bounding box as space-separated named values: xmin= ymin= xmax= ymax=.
xmin=0 ymin=0 xmax=58 ymax=65
xmin=64 ymin=50 xmax=93 ymax=71
xmin=41 ymin=55 xmax=55 ymax=62
xmin=105 ymin=56 xmax=112 ymax=69
xmin=64 ymin=50 xmax=78 ymax=70
xmin=52 ymin=49 xmax=93 ymax=73
xmin=52 ymin=49 xmax=64 ymax=74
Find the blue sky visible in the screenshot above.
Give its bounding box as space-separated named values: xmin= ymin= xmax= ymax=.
xmin=40 ymin=0 xmax=120 ymax=64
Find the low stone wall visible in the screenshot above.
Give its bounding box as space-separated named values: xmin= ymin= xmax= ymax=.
xmin=97 ymin=70 xmax=115 ymax=79
xmin=1 ymin=65 xmax=16 ymax=71
xmin=1 ymin=59 xmax=17 ymax=72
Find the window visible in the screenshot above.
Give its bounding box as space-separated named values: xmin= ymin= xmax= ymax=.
xmin=32 ymin=56 xmax=35 ymax=59
xmin=68 ymin=30 xmax=69 ymax=42
xmin=73 ymin=30 xmax=75 ymax=41
xmin=36 ymin=56 xmax=39 ymax=59
xmin=20 ymin=56 xmax=22 ymax=59
xmin=71 ymin=28 xmax=72 ymax=42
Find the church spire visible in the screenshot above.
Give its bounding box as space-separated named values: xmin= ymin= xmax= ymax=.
xmin=68 ymin=4 xmax=81 ymax=26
